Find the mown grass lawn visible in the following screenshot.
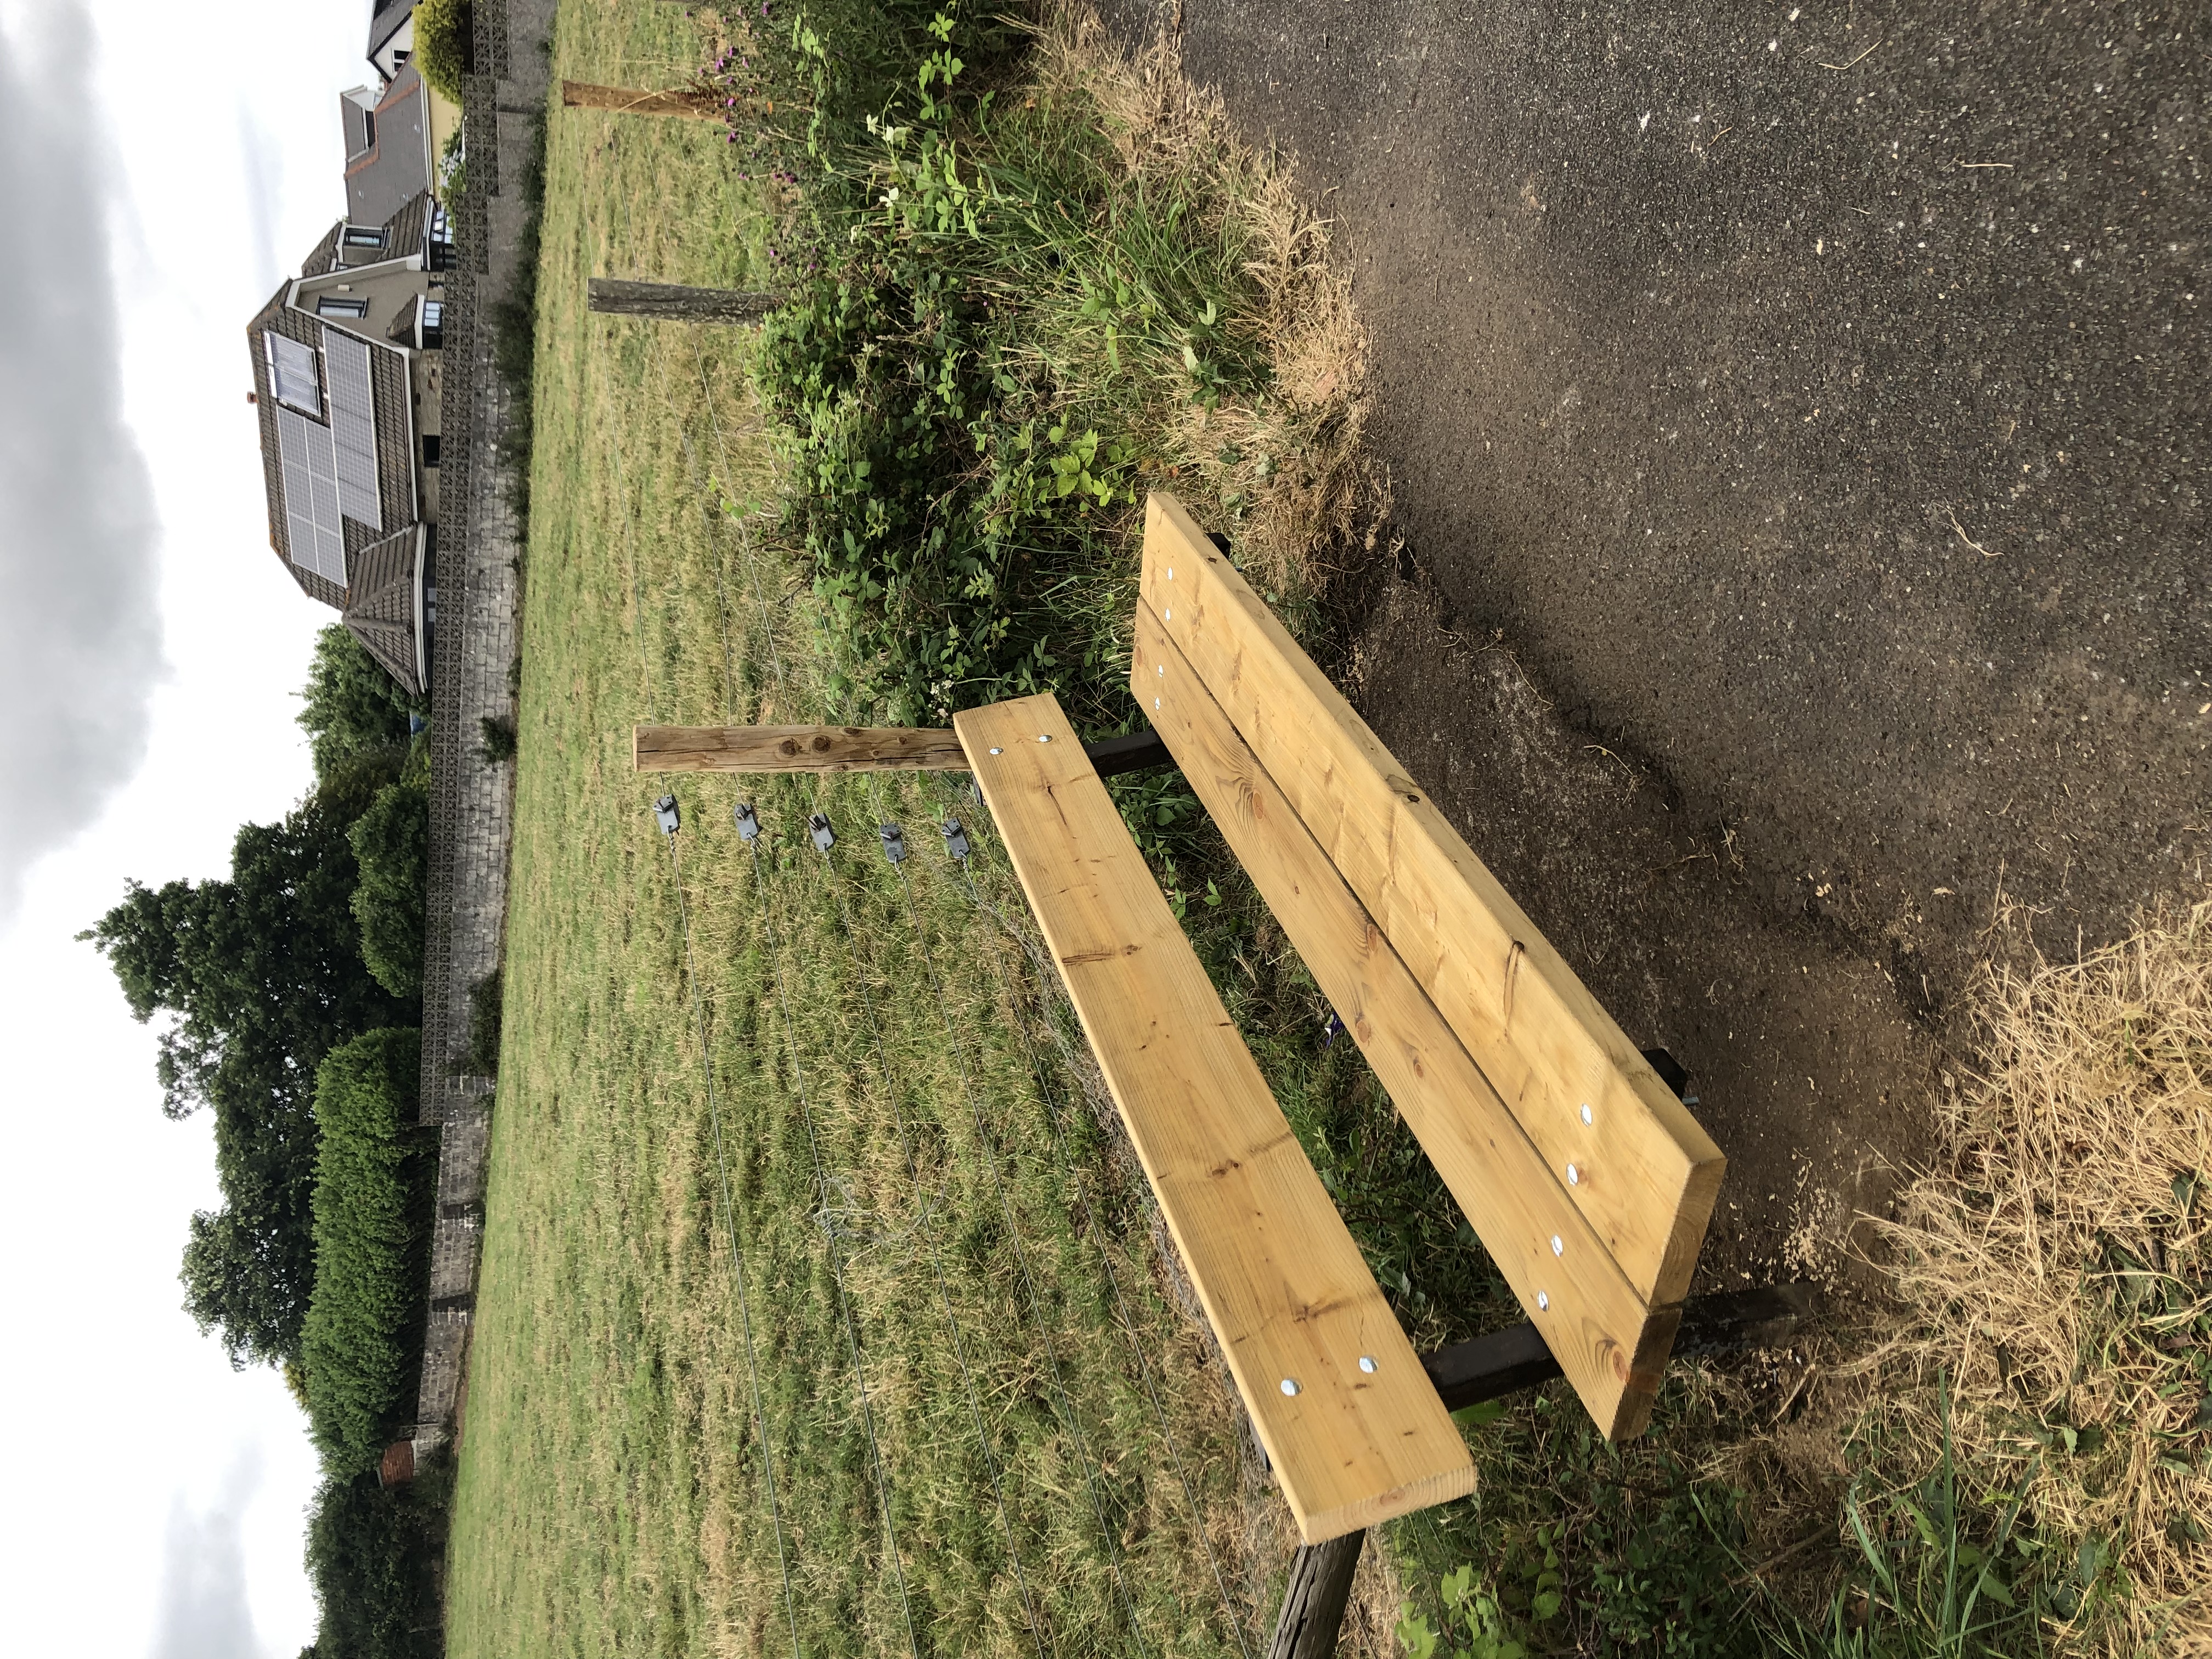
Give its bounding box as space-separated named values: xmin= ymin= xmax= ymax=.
xmin=441 ymin=7 xmax=1273 ymax=1657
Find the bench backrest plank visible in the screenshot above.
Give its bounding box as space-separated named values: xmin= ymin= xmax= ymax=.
xmin=954 ymin=693 xmax=1476 ymax=1542
xmin=1133 ymin=602 xmax=1679 ymax=1437
xmin=1137 ymin=494 xmax=1725 ymax=1313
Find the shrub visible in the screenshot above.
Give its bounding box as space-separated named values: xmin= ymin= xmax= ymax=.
xmin=465 ymin=970 xmax=501 ymax=1076
xmin=752 ymin=21 xmax=1286 ymax=729
xmin=412 ymin=0 xmax=471 ymax=105
xmin=302 ymin=1028 xmax=430 ymax=1475
xmin=436 ymin=127 xmax=466 ymax=202
xmin=349 ymin=782 xmax=428 ymax=1000
xmin=477 ymin=714 xmax=516 ymax=763
xmin=305 ymin=1465 xmax=448 ymax=1659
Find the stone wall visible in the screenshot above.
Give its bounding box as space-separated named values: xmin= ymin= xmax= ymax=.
xmin=408 ymin=0 xmax=557 ymax=1452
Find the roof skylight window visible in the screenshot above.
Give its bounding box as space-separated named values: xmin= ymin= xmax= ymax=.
xmin=266 ymin=333 xmax=320 ymax=414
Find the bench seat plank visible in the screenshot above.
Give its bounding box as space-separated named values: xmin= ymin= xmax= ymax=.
xmin=955 ymin=693 xmax=1475 ymax=1542
xmin=1135 ymin=603 xmax=1678 ymax=1437
xmin=1138 ymin=494 xmax=1725 ymax=1311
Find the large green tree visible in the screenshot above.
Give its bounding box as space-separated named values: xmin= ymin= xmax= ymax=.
xmin=82 ymin=754 xmax=413 ymax=1368
xmin=298 ymin=625 xmax=420 ymax=782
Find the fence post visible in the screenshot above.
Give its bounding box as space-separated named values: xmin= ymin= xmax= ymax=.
xmin=1267 ymin=1532 xmax=1364 ymax=1659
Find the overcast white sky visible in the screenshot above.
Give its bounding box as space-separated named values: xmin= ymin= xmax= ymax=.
xmin=0 ymin=0 xmax=387 ymax=1652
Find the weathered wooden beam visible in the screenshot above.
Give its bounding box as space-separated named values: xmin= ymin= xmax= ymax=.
xmin=634 ymin=724 xmax=967 ymax=773
xmin=1079 ymin=728 xmax=1177 ymax=778
xmin=633 ymin=723 xmax=1184 ymax=777
xmin=1420 ymin=1284 xmax=1817 ymax=1413
xmin=561 ymin=80 xmax=722 ymax=119
xmin=1267 ymin=1532 xmax=1366 ymax=1659
xmin=956 ymin=692 xmax=1474 ymax=1543
xmin=588 ymin=279 xmax=779 ymax=323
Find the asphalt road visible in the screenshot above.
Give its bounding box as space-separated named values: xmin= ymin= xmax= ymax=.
xmin=1104 ymin=1 xmax=2210 ymax=1282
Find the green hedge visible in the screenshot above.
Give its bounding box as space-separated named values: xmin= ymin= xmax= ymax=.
xmin=348 ymin=782 xmax=428 ymax=1001
xmin=305 ymin=1465 xmax=448 ymax=1659
xmin=302 ymin=1028 xmax=428 ymax=1474
xmin=412 ymin=0 xmax=470 ymax=104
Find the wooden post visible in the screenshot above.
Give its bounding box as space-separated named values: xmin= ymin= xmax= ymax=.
xmin=634 ymin=724 xmax=968 ymax=772
xmin=1268 ymin=1533 xmax=1365 ymax=1659
xmin=561 ymin=80 xmax=723 ymax=120
xmin=589 ymin=279 xmax=778 ymax=324
xmin=630 ymin=723 xmax=1180 ymax=777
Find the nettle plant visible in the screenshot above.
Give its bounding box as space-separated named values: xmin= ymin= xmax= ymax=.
xmin=755 ymin=7 xmax=1264 ymax=729
xmin=1397 ymin=1535 xmax=1567 ymax=1659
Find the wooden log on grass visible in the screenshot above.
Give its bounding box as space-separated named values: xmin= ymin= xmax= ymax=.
xmin=561 ymin=80 xmax=723 ymax=119
xmin=588 ymin=279 xmax=778 ymax=324
xmin=634 ymin=724 xmax=968 ymax=773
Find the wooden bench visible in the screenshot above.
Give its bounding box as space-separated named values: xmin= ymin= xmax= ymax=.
xmin=631 ymin=493 xmax=1733 ymax=1558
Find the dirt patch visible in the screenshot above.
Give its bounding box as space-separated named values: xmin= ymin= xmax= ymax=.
xmin=1347 ymin=576 xmax=1940 ymax=1289
xmin=1097 ymin=0 xmax=2211 ymax=1290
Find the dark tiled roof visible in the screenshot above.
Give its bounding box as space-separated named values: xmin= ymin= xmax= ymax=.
xmin=369 ymin=0 xmax=414 ymax=60
xmin=300 ymin=223 xmax=343 ymax=279
xmin=368 ymin=330 xmax=417 ymax=531
xmin=382 ymin=190 xmax=433 ymax=264
xmin=343 ymin=523 xmax=427 ymax=697
xmin=387 ymin=291 xmax=425 ymax=345
xmin=249 ymin=282 xmax=420 ymax=613
xmin=246 ymin=287 xmax=345 ymax=609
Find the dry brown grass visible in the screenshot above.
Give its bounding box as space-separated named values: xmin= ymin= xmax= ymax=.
xmin=1747 ymin=905 xmax=2212 ymax=1655
xmin=1032 ymin=4 xmax=1385 ymax=607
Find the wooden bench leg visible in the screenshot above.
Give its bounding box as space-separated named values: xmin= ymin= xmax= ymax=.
xmin=1268 ymin=1530 xmax=1365 ymax=1659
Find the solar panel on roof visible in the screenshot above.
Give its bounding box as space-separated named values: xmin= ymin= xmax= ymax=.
xmin=324 ymin=334 xmax=382 ymax=530
xmin=276 ymin=407 xmax=348 ymax=585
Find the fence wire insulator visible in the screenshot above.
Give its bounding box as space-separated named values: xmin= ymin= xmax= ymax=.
xmin=940 ymin=818 xmax=970 ymax=862
xmin=654 ymin=795 xmax=681 ymax=837
xmin=878 ymin=823 xmax=907 ymax=865
xmin=808 ymin=811 xmax=836 ymax=853
xmin=733 ymin=801 xmax=761 ymax=843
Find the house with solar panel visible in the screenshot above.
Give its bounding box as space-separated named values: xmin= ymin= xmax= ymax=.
xmin=246 ymin=189 xmax=456 ymax=696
